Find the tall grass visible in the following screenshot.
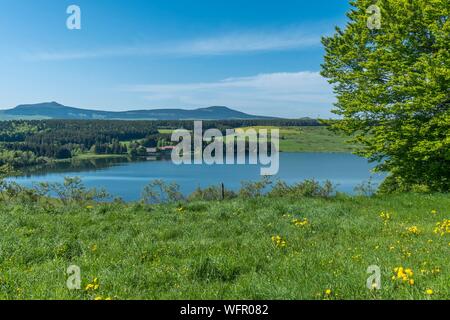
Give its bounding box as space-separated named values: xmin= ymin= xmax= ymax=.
xmin=0 ymin=178 xmax=448 ymax=299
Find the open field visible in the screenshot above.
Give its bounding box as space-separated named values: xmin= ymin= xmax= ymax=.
xmin=158 ymin=129 xmax=176 ymax=135
xmin=233 ymin=126 xmax=359 ymax=153
xmin=160 ymin=126 xmax=358 ymax=153
xmin=0 ymin=193 xmax=448 ymax=300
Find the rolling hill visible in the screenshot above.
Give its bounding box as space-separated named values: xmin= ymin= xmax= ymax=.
xmin=0 ymin=102 xmax=274 ymax=120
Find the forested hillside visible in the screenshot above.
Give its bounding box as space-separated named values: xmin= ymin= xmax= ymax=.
xmin=0 ymin=119 xmax=323 ymax=168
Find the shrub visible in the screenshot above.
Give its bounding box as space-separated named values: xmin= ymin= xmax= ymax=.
xmin=35 ymin=177 xmax=110 ymax=204
xmin=188 ymin=185 xmax=236 ymax=201
xmin=238 ymin=176 xmax=273 ymax=198
xmin=141 ymin=180 xmax=184 ymax=204
xmin=354 ymin=177 xmax=379 ymax=196
xmin=378 ymin=175 xmax=431 ymax=195
xmin=268 ymin=179 xmax=336 ymax=198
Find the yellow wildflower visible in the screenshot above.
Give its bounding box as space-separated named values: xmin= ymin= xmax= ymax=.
xmin=292 ymin=218 xmax=309 ymax=227
xmin=379 ymin=212 xmax=392 ymax=225
xmin=434 ymin=219 xmax=450 ymax=236
xmin=271 ymin=235 xmax=287 ymax=248
xmin=431 ymin=267 xmax=441 ymax=274
xmin=85 ymin=277 xmax=100 ymax=291
xmin=406 ymin=226 xmax=420 ymax=235
xmin=405 ymin=269 xmax=413 ymax=277
xmin=393 ymin=267 xmax=414 ymax=286
xmin=94 ymin=296 xmax=112 ymax=301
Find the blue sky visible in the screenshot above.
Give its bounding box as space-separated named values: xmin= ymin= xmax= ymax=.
xmin=0 ymin=0 xmax=350 ymax=118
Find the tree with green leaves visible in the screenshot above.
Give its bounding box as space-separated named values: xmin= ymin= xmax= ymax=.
xmin=321 ymin=0 xmax=449 ymax=193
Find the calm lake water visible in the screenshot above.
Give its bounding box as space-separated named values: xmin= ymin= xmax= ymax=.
xmin=9 ymin=153 xmax=384 ymax=201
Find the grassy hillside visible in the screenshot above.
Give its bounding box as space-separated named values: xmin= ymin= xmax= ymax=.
xmin=0 ymin=193 xmax=448 ymax=300
xmin=161 ymin=126 xmax=358 ymax=153
xmin=235 ymin=126 xmax=359 ymax=153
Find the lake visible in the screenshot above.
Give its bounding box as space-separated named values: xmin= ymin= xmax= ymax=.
xmin=8 ymin=153 xmax=385 ymax=201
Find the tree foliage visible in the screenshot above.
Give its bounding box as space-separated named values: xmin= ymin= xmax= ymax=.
xmin=321 ymin=0 xmax=449 ymax=192
xmin=0 ymin=118 xmax=323 ymax=168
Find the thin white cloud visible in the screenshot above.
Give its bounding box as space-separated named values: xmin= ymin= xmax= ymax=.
xmin=172 ymin=29 xmax=320 ymax=55
xmin=24 ymin=27 xmax=322 ymax=61
xmin=123 ymin=71 xmax=335 ymax=118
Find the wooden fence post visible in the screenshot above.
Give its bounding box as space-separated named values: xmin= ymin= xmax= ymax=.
xmin=221 ymin=183 xmax=225 ymax=200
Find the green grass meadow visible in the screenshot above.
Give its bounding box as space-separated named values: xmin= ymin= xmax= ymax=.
xmin=232 ymin=126 xmax=358 ymax=153
xmin=160 ymin=126 xmax=357 ymax=153
xmin=0 ymin=193 xmax=448 ymax=300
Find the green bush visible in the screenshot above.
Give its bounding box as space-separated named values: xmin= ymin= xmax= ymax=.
xmin=141 ymin=180 xmax=184 ymax=204
xmin=268 ymin=179 xmax=336 ymax=198
xmin=188 ymin=185 xmax=236 ymax=201
xmin=238 ymin=176 xmax=273 ymax=198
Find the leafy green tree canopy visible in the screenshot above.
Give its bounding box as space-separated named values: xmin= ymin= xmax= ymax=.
xmin=322 ymin=0 xmax=449 ymax=192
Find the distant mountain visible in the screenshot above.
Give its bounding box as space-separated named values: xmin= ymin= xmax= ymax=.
xmin=0 ymin=102 xmax=274 ymax=120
